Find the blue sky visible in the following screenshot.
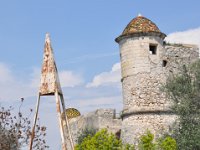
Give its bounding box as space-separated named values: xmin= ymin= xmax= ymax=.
xmin=0 ymin=0 xmax=200 ymax=149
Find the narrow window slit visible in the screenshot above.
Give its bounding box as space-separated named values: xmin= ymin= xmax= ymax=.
xmin=162 ymin=60 xmax=167 ymax=67
xmin=149 ymin=44 xmax=157 ymax=55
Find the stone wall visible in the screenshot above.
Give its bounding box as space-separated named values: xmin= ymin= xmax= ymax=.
xmin=119 ymin=36 xmax=166 ymax=113
xmin=163 ymin=43 xmax=199 ymax=74
xmin=65 ymin=109 xmax=121 ymax=149
xmin=118 ymin=29 xmax=200 ymax=144
xmin=119 ymin=36 xmax=164 ymax=79
xmin=121 ymin=113 xmax=177 ymax=145
xmin=122 ymin=73 xmax=169 ymax=113
xmin=121 ymin=43 xmax=199 ymax=114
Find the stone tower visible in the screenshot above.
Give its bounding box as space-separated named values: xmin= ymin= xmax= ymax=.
xmin=115 ymin=15 xmax=177 ymax=144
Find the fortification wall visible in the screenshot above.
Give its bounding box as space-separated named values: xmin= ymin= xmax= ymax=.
xmin=163 ymin=43 xmax=199 ymax=74
xmin=66 ymin=109 xmax=121 ymax=148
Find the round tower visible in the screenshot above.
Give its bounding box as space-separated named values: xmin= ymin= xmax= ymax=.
xmin=115 ymin=15 xmax=176 ymax=144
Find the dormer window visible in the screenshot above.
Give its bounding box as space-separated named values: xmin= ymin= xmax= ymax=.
xmin=149 ymin=44 xmax=157 ymax=55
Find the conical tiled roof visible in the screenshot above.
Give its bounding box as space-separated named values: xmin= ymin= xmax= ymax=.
xmin=122 ymin=16 xmax=160 ymax=35
xmin=115 ymin=15 xmax=166 ymax=42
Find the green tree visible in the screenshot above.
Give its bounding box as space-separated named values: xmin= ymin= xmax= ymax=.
xmin=138 ymin=130 xmax=156 ymax=150
xmin=158 ymin=136 xmax=177 ymax=150
xmin=77 ymin=128 xmax=97 ymax=144
xmin=75 ymin=129 xmax=135 ymax=150
xmin=164 ymin=60 xmax=200 ymax=150
xmin=138 ymin=131 xmax=177 ymax=150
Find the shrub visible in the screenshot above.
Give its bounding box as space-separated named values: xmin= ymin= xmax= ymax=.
xmin=158 ymin=136 xmax=177 ymax=150
xmin=138 ymin=130 xmax=156 ymax=150
xmin=75 ymin=129 xmax=135 ymax=150
xmin=138 ymin=131 xmax=177 ymax=150
xmin=77 ymin=128 xmax=97 ymax=144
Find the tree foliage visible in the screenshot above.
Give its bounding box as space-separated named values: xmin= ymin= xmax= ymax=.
xmin=138 ymin=130 xmax=156 ymax=150
xmin=138 ymin=130 xmax=177 ymax=150
xmin=158 ymin=136 xmax=177 ymax=150
xmin=0 ymin=99 xmax=49 ymax=149
xmin=77 ymin=128 xmax=97 ymax=145
xmin=164 ymin=60 xmax=200 ymax=150
xmin=75 ymin=129 xmax=135 ymax=150
xmin=76 ymin=129 xmax=177 ymax=150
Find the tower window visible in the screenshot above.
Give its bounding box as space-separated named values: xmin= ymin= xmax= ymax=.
xmin=162 ymin=60 xmax=167 ymax=67
xmin=149 ymin=44 xmax=157 ymax=55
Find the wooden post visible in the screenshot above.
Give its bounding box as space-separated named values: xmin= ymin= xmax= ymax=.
xmin=29 ymin=95 xmax=41 ymax=150
xmin=55 ymin=90 xmax=67 ymax=150
xmin=60 ymin=94 xmax=74 ymax=150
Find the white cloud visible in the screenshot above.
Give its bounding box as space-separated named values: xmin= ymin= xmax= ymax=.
xmin=30 ymin=68 xmax=84 ymax=88
xmin=64 ymin=52 xmax=118 ymax=64
xmin=0 ymin=63 xmax=84 ymax=102
xmin=59 ymin=70 xmax=84 ymax=87
xmin=0 ymin=63 xmax=13 ymax=83
xmin=0 ymin=63 xmax=35 ymax=102
xmin=79 ymin=96 xmax=120 ymax=106
xmin=29 ymin=67 xmax=40 ymax=88
xmin=75 ymin=96 xmax=122 ymax=113
xmin=86 ymin=63 xmax=121 ymax=88
xmin=165 ymin=27 xmax=200 ymax=49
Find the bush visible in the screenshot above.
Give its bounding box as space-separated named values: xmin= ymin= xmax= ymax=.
xmin=77 ymin=128 xmax=97 ymax=144
xmin=76 ymin=129 xmax=178 ymax=150
xmin=138 ymin=130 xmax=156 ymax=150
xmin=138 ymin=131 xmax=177 ymax=150
xmin=75 ymin=129 xmax=135 ymax=150
xmin=158 ymin=136 xmax=177 ymax=150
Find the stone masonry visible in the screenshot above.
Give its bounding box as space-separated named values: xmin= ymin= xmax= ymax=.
xmin=64 ymin=109 xmax=121 ymax=149
xmin=119 ymin=43 xmax=199 ymax=145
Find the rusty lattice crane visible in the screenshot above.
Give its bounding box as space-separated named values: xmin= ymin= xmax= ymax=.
xmin=29 ymin=33 xmax=74 ymax=150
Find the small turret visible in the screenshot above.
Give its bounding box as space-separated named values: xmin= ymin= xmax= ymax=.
xmin=115 ymin=15 xmax=166 ymax=43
